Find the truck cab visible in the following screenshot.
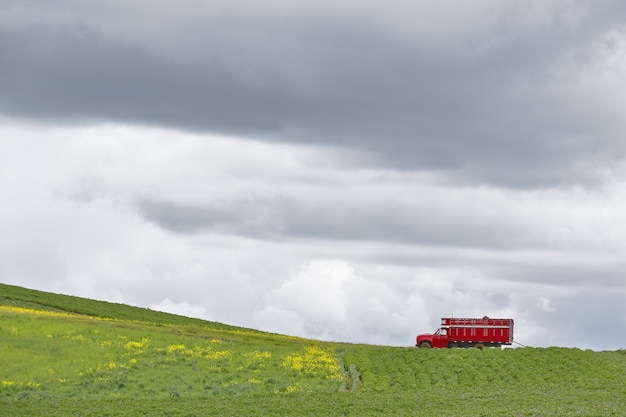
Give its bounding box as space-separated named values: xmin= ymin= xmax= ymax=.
xmin=416 ymin=327 xmax=448 ymax=348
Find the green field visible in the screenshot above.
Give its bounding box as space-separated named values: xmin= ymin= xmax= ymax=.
xmin=1 ymin=283 xmax=625 ymax=416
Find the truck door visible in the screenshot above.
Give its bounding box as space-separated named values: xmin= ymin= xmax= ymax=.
xmin=432 ymin=328 xmax=448 ymax=348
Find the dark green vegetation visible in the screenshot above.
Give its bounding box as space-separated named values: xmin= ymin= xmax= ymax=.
xmin=1 ymin=283 xmax=625 ymax=416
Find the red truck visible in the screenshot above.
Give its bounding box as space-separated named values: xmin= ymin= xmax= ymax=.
xmin=416 ymin=317 xmax=514 ymax=349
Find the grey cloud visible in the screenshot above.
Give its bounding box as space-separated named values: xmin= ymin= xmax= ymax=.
xmin=2 ymin=2 xmax=626 ymax=186
xmin=136 ymin=193 xmax=626 ymax=291
xmin=0 ymin=26 xmax=323 ymax=133
xmin=522 ymin=290 xmax=626 ymax=349
xmin=137 ymin=196 xmax=529 ymax=249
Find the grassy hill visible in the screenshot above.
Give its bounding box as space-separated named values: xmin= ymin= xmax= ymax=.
xmin=1 ymin=283 xmax=625 ymax=416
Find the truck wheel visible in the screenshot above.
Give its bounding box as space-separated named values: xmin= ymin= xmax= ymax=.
xmin=448 ymin=343 xmax=458 ymax=348
xmin=419 ymin=341 xmax=432 ymax=349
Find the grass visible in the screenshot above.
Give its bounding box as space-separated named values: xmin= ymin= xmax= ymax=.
xmin=1 ymin=282 xmax=626 ymax=416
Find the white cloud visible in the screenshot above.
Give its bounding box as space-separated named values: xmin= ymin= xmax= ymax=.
xmin=150 ymin=298 xmax=212 ymax=321
xmin=252 ymin=306 xmax=305 ymax=337
xmin=255 ymin=260 xmax=397 ymax=343
xmin=1 ymin=119 xmax=626 ymax=349
xmin=269 ymin=260 xmax=351 ymax=322
xmin=538 ymin=296 xmax=556 ymax=312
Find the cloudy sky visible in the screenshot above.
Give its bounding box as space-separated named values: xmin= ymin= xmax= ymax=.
xmin=2 ymin=0 xmax=626 ymax=350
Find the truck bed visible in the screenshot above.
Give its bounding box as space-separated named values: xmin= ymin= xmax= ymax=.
xmin=442 ymin=317 xmax=513 ymax=345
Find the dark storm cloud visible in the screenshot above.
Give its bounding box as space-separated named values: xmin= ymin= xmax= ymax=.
xmin=0 ymin=26 xmax=310 ymax=132
xmin=2 ymin=1 xmax=626 ymax=186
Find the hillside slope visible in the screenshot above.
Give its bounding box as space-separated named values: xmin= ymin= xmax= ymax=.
xmin=1 ymin=283 xmax=625 ymax=416
xmin=0 ymin=283 xmax=245 ymax=330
